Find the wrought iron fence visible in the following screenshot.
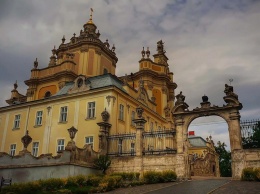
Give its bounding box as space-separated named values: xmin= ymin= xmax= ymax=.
xmin=240 ymin=119 xmax=260 ymax=149
xmin=107 ymin=133 xmax=136 ymax=156
xmin=143 ymin=128 xmax=177 ymax=155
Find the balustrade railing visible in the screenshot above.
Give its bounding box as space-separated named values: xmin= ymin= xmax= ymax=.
xmin=107 ymin=133 xmax=136 ymax=156
xmin=143 ymin=128 xmax=177 ymax=155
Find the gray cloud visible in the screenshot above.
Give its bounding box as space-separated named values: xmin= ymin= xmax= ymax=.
xmin=0 ymin=0 xmax=259 ymax=149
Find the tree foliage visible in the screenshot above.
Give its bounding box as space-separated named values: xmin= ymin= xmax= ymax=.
xmin=242 ymin=121 xmax=260 ymax=149
xmin=93 ymin=155 xmax=111 ymax=174
xmin=215 ymin=141 xmax=232 ymax=177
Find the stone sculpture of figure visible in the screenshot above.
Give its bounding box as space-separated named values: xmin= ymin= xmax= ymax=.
xmin=224 ymin=84 xmax=238 ymax=99
xmin=224 ymin=84 xmax=234 ymax=96
xmin=157 ymin=40 xmax=165 ymax=54
xmin=175 ymin=91 xmax=185 ymax=105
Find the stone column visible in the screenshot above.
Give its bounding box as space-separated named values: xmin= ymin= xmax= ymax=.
xmin=228 ymin=111 xmax=242 ymax=151
xmin=133 ymin=106 xmax=147 ymax=156
xmin=97 ymin=109 xmax=111 ymax=155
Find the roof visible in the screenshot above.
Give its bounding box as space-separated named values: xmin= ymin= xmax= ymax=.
xmin=188 ymin=136 xmax=207 ymax=147
xmin=54 ymin=73 xmax=126 ymax=96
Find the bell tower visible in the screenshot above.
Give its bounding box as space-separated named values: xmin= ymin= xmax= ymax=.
xmin=24 ymin=8 xmax=118 ymax=102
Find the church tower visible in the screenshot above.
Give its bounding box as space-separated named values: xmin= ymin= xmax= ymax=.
xmin=23 ymin=9 xmax=118 ymax=102
xmin=121 ymin=40 xmax=177 ymax=118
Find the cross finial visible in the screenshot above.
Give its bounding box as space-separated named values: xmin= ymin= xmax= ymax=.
xmin=90 ymin=8 xmax=93 ymax=21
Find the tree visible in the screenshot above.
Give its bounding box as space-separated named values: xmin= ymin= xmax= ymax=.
xmin=215 ymin=141 xmax=232 ymax=177
xmin=242 ymin=121 xmax=260 ymax=149
xmin=93 ymin=155 xmax=111 ymax=174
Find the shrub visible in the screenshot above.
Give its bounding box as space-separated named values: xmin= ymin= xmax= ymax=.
xmin=255 ymin=168 xmax=260 ymax=181
xmin=143 ymin=170 xmax=177 ymax=184
xmin=110 ymin=172 xmax=140 ymax=181
xmin=161 ymin=170 xmax=177 ymax=182
xmin=143 ymin=171 xmax=163 ymax=184
xmin=65 ymin=176 xmax=78 ymax=188
xmin=241 ymin=167 xmax=255 ymax=181
xmin=93 ymin=155 xmax=111 ymax=174
xmin=97 ymin=175 xmax=122 ymax=192
xmin=74 ymin=175 xmax=87 ymax=186
xmin=39 ymin=178 xmax=65 ymax=191
xmin=1 ymin=181 xmax=41 ymax=194
xmin=86 ymin=174 xmax=103 ymax=187
xmin=69 ymin=186 xmax=91 ymax=194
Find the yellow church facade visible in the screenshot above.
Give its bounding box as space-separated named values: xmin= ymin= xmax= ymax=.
xmin=0 ymin=12 xmax=176 ymax=158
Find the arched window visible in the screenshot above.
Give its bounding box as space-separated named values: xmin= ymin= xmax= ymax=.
xmin=103 ymin=68 xmax=108 ymax=74
xmin=77 ymin=78 xmax=83 ymax=88
xmin=44 ymin=91 xmax=51 ymax=98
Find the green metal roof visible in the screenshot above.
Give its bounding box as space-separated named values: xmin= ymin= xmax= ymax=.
xmin=188 ymin=136 xmax=207 ymax=147
xmin=54 ymin=73 xmax=126 ymax=96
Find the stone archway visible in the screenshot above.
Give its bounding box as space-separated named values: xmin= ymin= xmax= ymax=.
xmin=172 ymin=84 xmax=243 ymax=179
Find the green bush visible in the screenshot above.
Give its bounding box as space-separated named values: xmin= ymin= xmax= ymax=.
xmin=39 ymin=178 xmax=65 ymax=191
xmin=143 ymin=171 xmax=163 ymax=184
xmin=1 ymin=181 xmax=41 ymax=194
xmin=97 ymin=175 xmax=122 ymax=192
xmin=110 ymin=172 xmax=140 ymax=181
xmin=69 ymin=186 xmax=91 ymax=194
xmin=143 ymin=170 xmax=177 ymax=184
xmin=255 ymin=168 xmax=260 ymax=181
xmin=74 ymin=175 xmax=87 ymax=186
xmin=65 ymin=176 xmax=78 ymax=188
xmin=86 ymin=174 xmax=103 ymax=187
xmin=241 ymin=167 xmax=256 ymax=181
xmin=161 ymin=170 xmax=177 ymax=182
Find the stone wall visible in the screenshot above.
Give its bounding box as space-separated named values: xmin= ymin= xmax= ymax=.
xmin=0 ymin=164 xmax=99 ymax=183
xmin=0 ymin=150 xmax=100 ymax=183
xmin=108 ymin=154 xmax=177 ymax=176
xmin=232 ymin=149 xmax=260 ymax=179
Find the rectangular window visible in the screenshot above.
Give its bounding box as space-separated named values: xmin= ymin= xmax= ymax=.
xmin=35 ymin=111 xmax=43 ymax=126
xmin=13 ymin=114 xmax=21 ymax=129
xmin=131 ymin=111 xmax=135 ymax=126
xmin=32 ymin=142 xmax=39 ymax=157
xmin=119 ymin=104 xmax=124 ymax=121
xmin=57 ymin=139 xmax=65 ymax=152
xmin=131 ymin=142 xmax=135 ymax=156
xmin=87 ymin=102 xmax=96 ymax=119
xmin=85 ymin=136 xmax=94 ymax=148
xmin=60 ymin=106 xmax=68 ymax=122
xmin=10 ymin=144 xmax=16 ymax=156
xmin=118 ymin=139 xmax=122 ymax=155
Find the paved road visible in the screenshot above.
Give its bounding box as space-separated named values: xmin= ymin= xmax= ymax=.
xmin=212 ymin=180 xmax=260 ymax=194
xmin=105 ymin=178 xmax=260 ymax=194
xmin=145 ymin=179 xmax=230 ymax=194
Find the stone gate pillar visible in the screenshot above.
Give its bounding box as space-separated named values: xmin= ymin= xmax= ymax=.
xmin=133 ymin=106 xmax=147 ymax=156
xmin=228 ymin=110 xmax=242 ymax=151
xmin=175 ymin=116 xmax=185 ymax=153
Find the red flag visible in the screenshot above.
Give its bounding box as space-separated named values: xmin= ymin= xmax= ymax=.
xmin=188 ymin=131 xmax=195 ymax=136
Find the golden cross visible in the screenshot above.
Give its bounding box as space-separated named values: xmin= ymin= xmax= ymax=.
xmin=90 ymin=8 xmax=93 ymax=21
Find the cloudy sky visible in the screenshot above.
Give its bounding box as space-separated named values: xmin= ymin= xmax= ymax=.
xmin=1 ymin=0 xmax=260 ymax=150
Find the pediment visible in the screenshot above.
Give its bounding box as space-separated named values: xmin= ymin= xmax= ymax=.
xmin=68 ymin=75 xmax=91 ymax=94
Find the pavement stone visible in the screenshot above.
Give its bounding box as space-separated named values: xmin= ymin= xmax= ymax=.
xmin=212 ymin=180 xmax=260 ymax=194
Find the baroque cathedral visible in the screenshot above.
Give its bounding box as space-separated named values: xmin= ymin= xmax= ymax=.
xmin=0 ymin=11 xmax=220 ymax=179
